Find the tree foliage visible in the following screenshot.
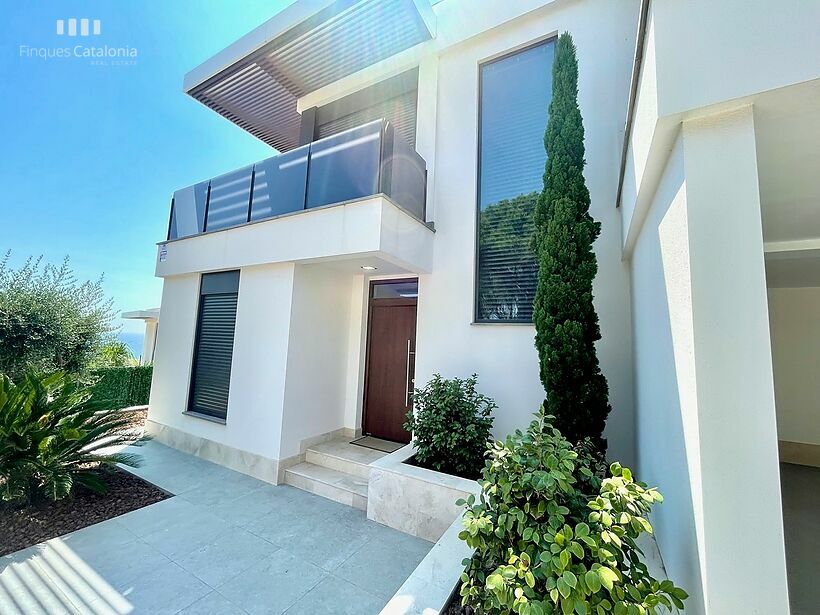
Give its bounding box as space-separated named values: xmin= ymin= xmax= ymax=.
xmin=0 ymin=252 xmax=116 ymax=381
xmin=0 ymin=371 xmax=147 ymax=505
xmin=90 ymin=339 xmax=137 ymax=369
xmin=532 ymin=33 xmax=610 ymax=450
xmin=458 ymin=415 xmax=688 ymax=615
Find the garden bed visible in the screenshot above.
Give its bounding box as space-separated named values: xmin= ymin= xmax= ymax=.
xmin=0 ymin=468 xmax=170 ymax=556
xmin=118 ymin=405 xmax=148 ymax=432
xmin=367 ymin=442 xmax=479 ymax=541
xmin=445 ymin=596 xmax=473 ymax=614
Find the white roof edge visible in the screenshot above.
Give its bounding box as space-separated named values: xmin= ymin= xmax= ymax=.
xmin=122 ymin=308 xmax=160 ymax=321
xmin=411 ymin=0 xmax=436 ymax=39
xmin=182 ymin=0 xmax=339 ymax=93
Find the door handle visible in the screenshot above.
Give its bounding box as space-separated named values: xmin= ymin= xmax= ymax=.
xmin=405 ymin=339 xmax=412 ymax=408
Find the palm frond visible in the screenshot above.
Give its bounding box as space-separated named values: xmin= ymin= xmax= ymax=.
xmin=0 ymin=370 xmax=147 ymax=503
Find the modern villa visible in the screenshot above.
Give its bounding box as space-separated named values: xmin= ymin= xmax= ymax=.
xmin=145 ymin=1 xmax=820 ymax=613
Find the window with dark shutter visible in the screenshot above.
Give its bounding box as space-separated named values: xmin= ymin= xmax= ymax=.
xmin=188 ymin=271 xmax=240 ymax=420
xmin=476 ymin=40 xmax=555 ymax=322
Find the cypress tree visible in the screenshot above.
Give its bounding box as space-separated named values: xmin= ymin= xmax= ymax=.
xmin=532 ymin=32 xmax=610 ymax=451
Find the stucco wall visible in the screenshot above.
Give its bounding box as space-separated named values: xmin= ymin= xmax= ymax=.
xmin=148 ymin=264 xmax=295 ymax=461
xmin=280 ymin=264 xmax=354 ymax=459
xmin=414 ymin=0 xmax=638 ymax=465
xmin=629 ymin=109 xmax=790 ymax=614
xmin=629 ymin=134 xmax=704 ymax=612
xmin=652 ymin=0 xmax=820 ymax=119
xmin=768 ymin=286 xmax=820 ymax=447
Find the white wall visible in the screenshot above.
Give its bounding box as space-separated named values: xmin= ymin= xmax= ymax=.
xmin=155 ymin=196 xmax=434 ymax=278
xmin=279 ymin=264 xmax=354 ymax=459
xmin=343 ymin=274 xmax=368 ymax=432
xmin=629 ymin=108 xmax=790 ymax=614
xmin=768 ymin=286 xmax=820 ymax=447
xmin=652 ymin=0 xmax=820 ymax=119
xmin=415 ymin=0 xmax=639 ymax=465
xmin=630 ymin=133 xmax=704 ymax=612
xmin=621 ymin=0 xmax=820 ymax=251
xmin=148 ymin=264 xmax=295 ymax=461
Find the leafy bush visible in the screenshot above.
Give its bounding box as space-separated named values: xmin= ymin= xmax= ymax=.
xmin=0 ymin=253 xmax=116 ymax=381
xmin=0 ymin=371 xmax=147 ymax=505
xmin=91 ymin=365 xmax=153 ymax=409
xmin=458 ymin=415 xmax=687 ymax=615
xmin=404 ymin=374 xmax=496 ymax=478
xmin=90 ymin=339 xmax=137 ymax=369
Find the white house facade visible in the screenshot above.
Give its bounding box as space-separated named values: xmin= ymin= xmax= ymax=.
xmin=146 ymin=1 xmax=820 ymax=613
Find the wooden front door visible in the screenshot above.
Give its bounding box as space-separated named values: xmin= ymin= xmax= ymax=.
xmin=363 ymin=280 xmax=418 ymax=443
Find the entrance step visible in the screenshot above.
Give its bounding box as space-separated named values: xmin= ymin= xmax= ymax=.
xmin=305 ymin=439 xmax=387 ymax=479
xmin=285 ymin=462 xmax=369 ymax=510
xmin=284 ymin=438 xmax=391 ymax=510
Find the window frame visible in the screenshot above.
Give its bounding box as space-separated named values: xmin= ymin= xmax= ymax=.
xmin=473 ymin=36 xmax=556 ymax=325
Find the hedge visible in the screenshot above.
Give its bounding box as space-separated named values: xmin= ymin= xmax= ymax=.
xmin=91 ymin=365 xmax=153 ymax=409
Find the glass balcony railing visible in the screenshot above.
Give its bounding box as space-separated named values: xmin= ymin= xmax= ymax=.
xmin=166 ymin=119 xmax=427 ymax=241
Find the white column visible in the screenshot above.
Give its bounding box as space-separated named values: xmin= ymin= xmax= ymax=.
xmin=141 ymin=320 xmax=158 ymax=365
xmin=681 ymin=106 xmax=789 ymax=614
xmin=415 ymin=53 xmax=439 ymax=223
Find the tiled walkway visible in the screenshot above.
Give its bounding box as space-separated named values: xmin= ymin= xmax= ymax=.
xmin=0 ymin=441 xmax=433 ymax=614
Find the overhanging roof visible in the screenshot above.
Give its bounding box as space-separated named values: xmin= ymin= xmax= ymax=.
xmin=184 ymin=0 xmax=436 ymax=152
xmin=122 ymin=308 xmax=160 ymax=321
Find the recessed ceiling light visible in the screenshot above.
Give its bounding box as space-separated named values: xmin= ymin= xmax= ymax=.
xmin=361 ymin=265 xmax=378 ymax=271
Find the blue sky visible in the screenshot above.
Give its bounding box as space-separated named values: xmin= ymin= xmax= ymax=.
xmin=0 ymin=1 xmax=298 ymax=334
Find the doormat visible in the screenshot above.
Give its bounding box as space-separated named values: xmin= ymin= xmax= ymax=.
xmin=350 ymin=436 xmax=404 ymax=454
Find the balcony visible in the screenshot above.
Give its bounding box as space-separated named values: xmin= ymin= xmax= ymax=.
xmin=158 ymin=119 xmax=433 ymax=277
xmin=167 ymin=119 xmax=426 ymax=240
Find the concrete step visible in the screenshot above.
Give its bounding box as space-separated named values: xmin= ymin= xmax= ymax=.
xmin=284 ymin=462 xmax=368 ymax=510
xmin=305 ymin=439 xmax=387 ymax=479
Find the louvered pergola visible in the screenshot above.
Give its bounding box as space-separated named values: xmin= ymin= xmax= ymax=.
xmin=183 ymin=0 xmax=436 ymax=152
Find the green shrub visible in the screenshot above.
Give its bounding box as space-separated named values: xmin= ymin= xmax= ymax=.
xmin=0 ymin=371 xmax=147 ymax=504
xmin=404 ymin=374 xmax=496 ymax=478
xmin=91 ymin=365 xmax=153 ymax=409
xmin=458 ymin=415 xmax=687 ymax=615
xmin=0 ymin=252 xmax=116 ymax=381
xmin=90 ymin=339 xmax=137 ymax=369
xmin=532 ymin=32 xmax=610 ymax=451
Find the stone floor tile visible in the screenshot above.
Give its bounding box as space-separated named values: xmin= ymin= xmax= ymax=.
xmin=215 ymin=550 xmax=326 ymax=615
xmin=99 ymin=559 xmax=210 ymax=614
xmin=208 ymin=484 xmax=296 ymax=527
xmin=141 ymin=507 xmax=231 ymax=560
xmin=334 ymin=535 xmax=431 ymax=600
xmin=114 ymin=496 xmax=201 ymax=537
xmin=177 ymin=468 xmax=265 ymax=505
xmin=177 ymin=590 xmax=249 ymax=615
xmin=174 ymin=527 xmax=280 ymax=587
xmin=283 ymin=574 xmax=385 ymax=615
xmin=0 ymin=556 xmax=75 ymax=615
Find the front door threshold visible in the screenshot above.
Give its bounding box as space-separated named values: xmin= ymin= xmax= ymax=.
xmin=283 ymin=438 xmax=389 ymax=510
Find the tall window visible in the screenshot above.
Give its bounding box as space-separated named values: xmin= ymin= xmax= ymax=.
xmin=188 ymin=271 xmax=240 ymax=420
xmin=476 ymin=40 xmax=554 ymax=322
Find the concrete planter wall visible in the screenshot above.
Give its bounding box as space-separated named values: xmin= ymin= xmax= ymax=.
xmin=367 ymin=442 xmax=480 ymax=542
